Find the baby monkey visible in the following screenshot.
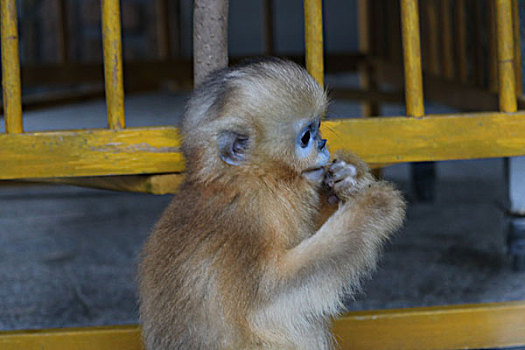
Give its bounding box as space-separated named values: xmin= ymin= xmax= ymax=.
xmin=138 ymin=58 xmax=405 ymax=350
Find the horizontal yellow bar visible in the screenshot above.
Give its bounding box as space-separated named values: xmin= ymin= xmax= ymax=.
xmin=333 ymin=301 xmax=525 ymax=350
xmin=1 ymin=0 xmax=23 ymax=133
xmin=0 ymin=126 xmax=184 ymax=180
xmin=1 ymin=301 xmax=524 ymax=350
xmin=36 ymin=173 xmax=184 ymax=195
xmin=321 ymin=112 xmax=525 ymax=163
xmin=1 ymin=112 xmax=525 ymax=180
xmin=0 ymin=325 xmax=143 ymax=350
xmin=304 ymin=0 xmax=324 ymax=88
xmin=101 ymin=0 xmax=126 ymax=129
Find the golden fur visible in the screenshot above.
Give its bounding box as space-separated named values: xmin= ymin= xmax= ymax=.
xmin=138 ymin=58 xmax=406 ymax=349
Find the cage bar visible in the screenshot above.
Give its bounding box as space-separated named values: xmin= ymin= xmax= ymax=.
xmin=512 ymin=0 xmax=522 ymax=96
xmin=101 ymin=0 xmax=126 ymax=129
xmin=495 ymin=0 xmax=517 ymax=112
xmin=1 ymin=0 xmax=23 ymax=133
xmin=304 ymin=0 xmax=324 ymax=88
xmin=400 ymin=0 xmax=424 ymax=117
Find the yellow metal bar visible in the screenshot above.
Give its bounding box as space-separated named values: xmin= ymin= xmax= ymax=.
xmin=400 ymin=0 xmax=424 ymax=117
xmin=1 ymin=0 xmax=23 ymax=133
xmin=0 ymin=126 xmax=183 ymax=180
xmin=496 ymin=0 xmax=517 ymax=112
xmin=37 ymin=173 xmax=185 ymax=195
xmin=304 ymin=0 xmax=324 ymax=88
xmin=2 ymin=112 xmax=525 ymax=180
xmin=321 ymin=111 xmax=525 ymax=163
xmin=0 ymin=325 xmax=144 ymax=350
xmin=101 ymin=0 xmax=126 ymax=129
xmin=333 ymin=301 xmax=525 ymax=350
xmin=512 ymin=0 xmax=522 ymax=96
xmin=1 ymin=302 xmax=524 ymax=350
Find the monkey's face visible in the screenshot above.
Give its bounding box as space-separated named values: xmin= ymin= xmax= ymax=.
xmin=294 ymin=117 xmax=329 ymax=184
xmin=182 ymin=58 xmax=330 ymax=185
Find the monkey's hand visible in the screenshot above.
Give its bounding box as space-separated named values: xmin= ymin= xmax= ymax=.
xmin=323 ymin=154 xmax=374 ymax=203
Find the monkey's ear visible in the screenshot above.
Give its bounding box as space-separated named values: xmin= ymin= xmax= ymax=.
xmin=217 ymin=131 xmax=249 ymax=166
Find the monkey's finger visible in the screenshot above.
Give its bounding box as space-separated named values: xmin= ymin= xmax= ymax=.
xmin=329 ymin=160 xmax=347 ymax=172
xmin=331 ymin=165 xmax=356 ymax=183
xmin=333 ymin=176 xmax=357 ymax=194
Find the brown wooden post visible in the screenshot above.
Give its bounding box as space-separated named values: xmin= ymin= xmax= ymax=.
xmin=193 ymin=0 xmax=229 ymax=86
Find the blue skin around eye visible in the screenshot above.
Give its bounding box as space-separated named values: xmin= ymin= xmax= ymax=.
xmin=296 ymin=122 xmax=320 ymax=159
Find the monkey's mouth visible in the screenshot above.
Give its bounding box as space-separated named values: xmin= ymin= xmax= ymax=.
xmin=302 ymin=166 xmax=326 ymax=183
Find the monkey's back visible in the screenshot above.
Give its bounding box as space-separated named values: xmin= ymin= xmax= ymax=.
xmin=138 ymin=186 xmax=268 ymax=349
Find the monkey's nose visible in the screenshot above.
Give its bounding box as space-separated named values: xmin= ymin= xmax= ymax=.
xmin=318 ymin=139 xmax=327 ymax=151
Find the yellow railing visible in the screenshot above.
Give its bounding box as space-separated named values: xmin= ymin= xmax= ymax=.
xmin=1 ymin=0 xmax=22 ymax=133
xmin=0 ymin=0 xmax=523 ymax=186
xmin=1 ymin=0 xmax=525 ymax=348
xmin=101 ymin=0 xmax=126 ymax=130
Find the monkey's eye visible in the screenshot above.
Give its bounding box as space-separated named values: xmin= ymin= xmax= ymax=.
xmin=300 ymin=129 xmax=311 ymax=148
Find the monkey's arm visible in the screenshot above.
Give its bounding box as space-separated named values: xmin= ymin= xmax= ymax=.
xmin=282 ymin=181 xmax=405 ymax=288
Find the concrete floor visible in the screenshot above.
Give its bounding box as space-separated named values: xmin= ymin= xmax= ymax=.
xmin=0 ymin=92 xmax=524 ymax=350
xmin=2 ymin=158 xmax=524 ymax=332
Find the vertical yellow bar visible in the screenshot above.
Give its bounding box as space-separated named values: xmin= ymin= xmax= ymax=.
xmin=495 ymin=0 xmax=517 ymax=112
xmin=304 ymin=0 xmax=324 ymax=88
xmin=101 ymin=0 xmax=125 ymax=129
xmin=400 ymin=0 xmax=424 ymax=117
xmin=1 ymin=0 xmax=23 ymax=133
xmin=512 ymin=0 xmax=522 ymax=96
